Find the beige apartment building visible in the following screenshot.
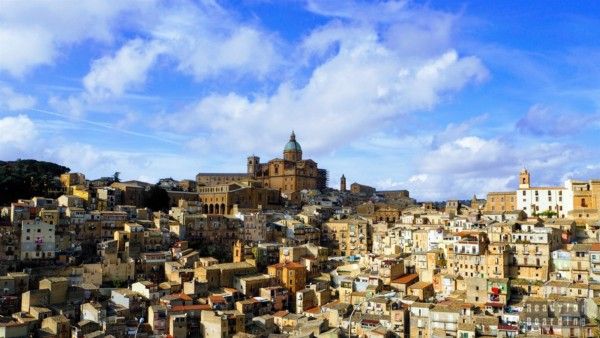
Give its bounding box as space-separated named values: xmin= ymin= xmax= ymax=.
xmin=20 ymin=220 xmax=55 ymax=261
xmin=484 ymin=191 xmax=516 ymax=212
xmin=322 ymin=217 xmax=372 ymax=256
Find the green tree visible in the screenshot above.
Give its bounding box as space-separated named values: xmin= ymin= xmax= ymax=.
xmin=113 ymin=171 xmax=121 ymax=183
xmin=0 ymin=160 xmax=69 ymax=205
xmin=143 ymin=185 xmax=170 ymax=212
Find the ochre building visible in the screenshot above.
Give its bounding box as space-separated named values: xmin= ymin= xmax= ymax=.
xmin=196 ymin=132 xmax=326 ymax=203
xmin=484 ymin=192 xmax=516 ymax=212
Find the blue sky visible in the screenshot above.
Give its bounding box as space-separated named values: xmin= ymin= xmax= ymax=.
xmin=1 ymin=0 xmax=600 ymax=200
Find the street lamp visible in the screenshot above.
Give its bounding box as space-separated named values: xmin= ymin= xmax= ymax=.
xmin=346 ymin=291 xmax=395 ymax=337
xmin=134 ymin=317 xmax=144 ymax=338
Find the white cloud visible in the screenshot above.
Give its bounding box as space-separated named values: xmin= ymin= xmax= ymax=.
xmin=421 ymin=136 xmax=509 ymax=175
xmin=516 ymin=104 xmax=600 ymax=136
xmin=42 ymin=143 xmax=203 ymax=183
xmin=0 ymin=1 xmax=148 ymax=77
xmin=169 ymin=33 xmax=486 ymax=156
xmin=83 ymin=39 xmax=165 ymax=100
xmin=0 ymin=85 xmax=36 ymax=111
xmin=377 ymin=178 xmax=406 ymax=190
xmin=408 ymin=174 xmax=428 ymax=183
xmin=45 ymin=1 xmax=283 ymax=119
xmin=0 ymin=115 xmax=38 ymax=157
xmin=78 ymin=0 xmax=282 ymax=101
xmin=394 ymin=133 xmax=583 ymax=200
xmin=306 ymin=0 xmax=459 ymax=58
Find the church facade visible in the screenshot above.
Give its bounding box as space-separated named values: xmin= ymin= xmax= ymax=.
xmin=196 ymin=132 xmax=327 ymax=203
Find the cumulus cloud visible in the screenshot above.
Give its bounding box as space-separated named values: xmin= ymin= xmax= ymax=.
xmin=516 ymin=104 xmax=600 ymax=136
xmin=0 ymin=1 xmax=148 ymax=77
xmin=42 ymin=143 xmax=204 ymax=183
xmin=306 ymin=0 xmax=459 ymax=58
xmin=80 ymin=1 xmax=281 ymax=101
xmin=421 ymin=136 xmax=511 ymax=175
xmin=0 ymin=115 xmax=38 ymax=157
xmin=397 ymin=133 xmax=583 ymax=200
xmin=154 ymin=4 xmax=281 ymax=81
xmin=0 ymin=85 xmax=36 ymax=111
xmin=83 ymin=39 xmax=165 ymax=99
xmin=168 ymin=30 xmax=486 ymax=156
xmin=47 ymin=1 xmax=283 ymax=118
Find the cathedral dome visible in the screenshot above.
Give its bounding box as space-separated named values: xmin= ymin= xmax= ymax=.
xmin=284 ymin=131 xmax=302 ymax=152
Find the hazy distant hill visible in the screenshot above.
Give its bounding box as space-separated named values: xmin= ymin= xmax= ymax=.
xmin=0 ymin=159 xmax=70 ymax=206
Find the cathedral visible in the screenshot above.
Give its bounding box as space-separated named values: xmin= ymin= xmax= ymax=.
xmin=196 ymin=132 xmax=327 ymax=203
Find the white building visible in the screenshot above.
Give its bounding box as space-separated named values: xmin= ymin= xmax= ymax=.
xmin=516 ymin=169 xmax=571 ymax=218
xmin=427 ymin=229 xmax=445 ymax=251
xmin=20 ymin=220 xmax=56 ymax=260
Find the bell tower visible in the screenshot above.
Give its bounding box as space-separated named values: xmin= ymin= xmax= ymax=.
xmin=471 ymin=194 xmax=479 ymax=209
xmin=247 ymin=155 xmax=260 ymax=178
xmin=519 ymin=168 xmax=531 ymax=189
xmin=233 ymin=240 xmax=243 ymax=263
xmin=340 ymin=174 xmax=346 ymax=192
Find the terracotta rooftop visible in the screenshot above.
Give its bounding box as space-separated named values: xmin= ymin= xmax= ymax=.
xmin=408 ymin=281 xmax=432 ymax=290
xmin=305 ymin=306 xmax=321 ymax=314
xmin=171 ymin=304 xmax=211 ymax=312
xmin=391 ymin=273 xmax=419 ymax=285
xmin=209 ymin=295 xmax=227 ymax=304
xmin=273 ymin=310 xmax=289 ymax=318
xmin=269 ymin=261 xmax=305 ymax=269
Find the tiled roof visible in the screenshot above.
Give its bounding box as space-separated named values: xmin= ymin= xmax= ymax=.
xmin=391 ymin=274 xmax=419 ymax=284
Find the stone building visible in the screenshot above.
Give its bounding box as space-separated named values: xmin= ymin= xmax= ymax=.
xmin=484 ymin=191 xmax=516 ymax=212
xmin=356 ymin=202 xmax=403 ymax=223
xmin=198 ymin=181 xmax=281 ymax=215
xmin=196 ymin=132 xmax=326 ymax=203
xmin=20 ymin=220 xmax=56 ymax=261
xmin=350 ymin=183 xmax=376 ymax=196
xmin=322 ymin=217 xmax=372 ymax=256
xmin=566 ymin=179 xmax=600 ymax=223
xmin=111 ymin=181 xmax=150 ymax=207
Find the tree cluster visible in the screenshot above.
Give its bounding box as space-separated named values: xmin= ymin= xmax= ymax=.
xmin=0 ymin=160 xmax=70 ymax=206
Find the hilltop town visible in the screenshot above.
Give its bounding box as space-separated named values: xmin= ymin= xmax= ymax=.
xmin=1 ymin=133 xmax=600 ymax=338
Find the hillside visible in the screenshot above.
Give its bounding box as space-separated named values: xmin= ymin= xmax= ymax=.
xmin=0 ymin=159 xmax=70 ymax=206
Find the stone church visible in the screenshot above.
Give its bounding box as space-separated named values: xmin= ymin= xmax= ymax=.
xmin=196 ymin=132 xmax=327 ymax=203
